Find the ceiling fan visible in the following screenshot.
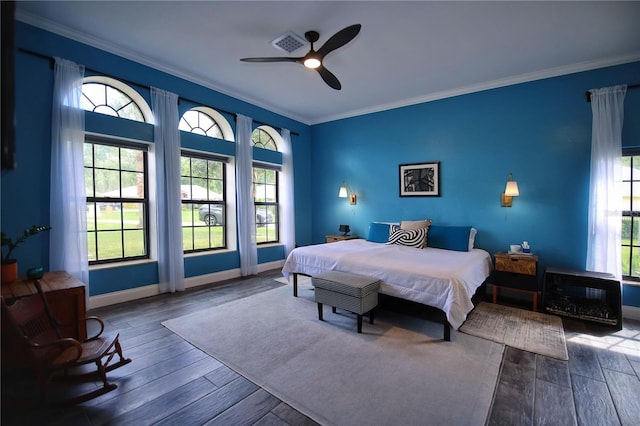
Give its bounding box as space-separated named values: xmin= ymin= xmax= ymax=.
xmin=240 ymin=24 xmax=361 ymax=90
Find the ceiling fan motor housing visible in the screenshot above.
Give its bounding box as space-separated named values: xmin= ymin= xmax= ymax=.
xmin=305 ymin=31 xmax=320 ymax=44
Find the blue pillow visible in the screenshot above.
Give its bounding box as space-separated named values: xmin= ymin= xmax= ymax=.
xmin=367 ymin=222 xmax=391 ymax=243
xmin=427 ymin=225 xmax=472 ymax=252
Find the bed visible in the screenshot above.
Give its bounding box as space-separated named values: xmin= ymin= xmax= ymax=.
xmin=281 ymin=234 xmax=492 ymax=341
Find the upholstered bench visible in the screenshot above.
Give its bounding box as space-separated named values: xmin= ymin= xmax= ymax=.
xmin=312 ymin=271 xmax=380 ymax=333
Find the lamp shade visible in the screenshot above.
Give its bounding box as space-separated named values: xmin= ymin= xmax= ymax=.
xmin=338 ymin=185 xmax=348 ymax=198
xmin=504 ymin=181 xmax=519 ymax=197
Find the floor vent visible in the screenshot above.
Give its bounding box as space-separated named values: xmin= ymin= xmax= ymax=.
xmin=271 ymin=31 xmax=307 ymax=53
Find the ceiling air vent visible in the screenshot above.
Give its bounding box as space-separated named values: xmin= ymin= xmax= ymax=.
xmin=271 ymin=31 xmax=307 ymax=53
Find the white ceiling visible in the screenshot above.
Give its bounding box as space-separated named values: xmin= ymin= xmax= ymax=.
xmin=15 ymin=1 xmax=640 ymax=125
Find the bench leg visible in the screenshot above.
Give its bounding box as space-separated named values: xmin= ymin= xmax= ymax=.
xmin=317 ymin=303 xmax=323 ymax=321
xmin=357 ymin=314 xmax=363 ymax=333
xmin=332 ymin=306 xmax=337 ymax=314
xmin=293 ymin=274 xmax=298 ymax=297
xmin=369 ymin=309 xmax=375 ymax=324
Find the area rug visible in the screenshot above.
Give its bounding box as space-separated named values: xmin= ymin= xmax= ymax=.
xmin=275 ymin=275 xmax=311 ymax=285
xmin=162 ymin=280 xmax=503 ymax=426
xmin=460 ymin=302 xmax=568 ymax=360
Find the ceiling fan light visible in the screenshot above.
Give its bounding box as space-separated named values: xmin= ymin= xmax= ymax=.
xmin=304 ymin=56 xmax=321 ymax=69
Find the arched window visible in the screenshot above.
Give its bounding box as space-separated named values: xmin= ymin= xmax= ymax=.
xmin=180 ymin=110 xmax=221 ymax=138
xmin=81 ymin=77 xmax=152 ymax=265
xmin=252 ymin=127 xmax=278 ymax=151
xmin=179 ymin=107 xmax=234 ymax=141
xmin=179 ymin=107 xmax=234 ymax=253
xmin=251 ymin=126 xmax=283 ymax=243
xmin=80 ymin=76 xmax=152 ymax=123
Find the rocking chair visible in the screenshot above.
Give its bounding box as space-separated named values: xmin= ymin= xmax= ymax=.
xmin=1 ymin=279 xmax=131 ymax=405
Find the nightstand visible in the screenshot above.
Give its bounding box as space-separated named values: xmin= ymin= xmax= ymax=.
xmin=492 ymin=252 xmax=539 ymax=311
xmin=325 ymin=235 xmax=359 ymax=243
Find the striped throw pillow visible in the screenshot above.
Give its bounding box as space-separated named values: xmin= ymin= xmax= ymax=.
xmin=386 ymin=225 xmax=427 ymax=248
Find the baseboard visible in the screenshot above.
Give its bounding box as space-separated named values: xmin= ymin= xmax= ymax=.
xmin=622 ymin=304 xmax=640 ymax=321
xmin=88 ymin=260 xmax=285 ymax=310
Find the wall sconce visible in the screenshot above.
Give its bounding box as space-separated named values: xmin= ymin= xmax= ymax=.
xmin=501 ymin=173 xmax=519 ymax=207
xmin=338 ymin=181 xmax=357 ymax=205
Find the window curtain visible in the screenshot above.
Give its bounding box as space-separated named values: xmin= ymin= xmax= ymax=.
xmin=586 ymin=84 xmax=627 ymax=280
xmin=50 ymin=58 xmax=89 ymax=295
xmin=236 ymin=114 xmax=258 ymax=276
xmin=280 ymin=129 xmax=296 ymax=257
xmin=151 ymin=87 xmax=184 ymax=293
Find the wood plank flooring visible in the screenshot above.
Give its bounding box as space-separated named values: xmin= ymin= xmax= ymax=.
xmin=488 ymin=308 xmax=640 ymax=426
xmin=2 ymin=270 xmax=639 ymax=425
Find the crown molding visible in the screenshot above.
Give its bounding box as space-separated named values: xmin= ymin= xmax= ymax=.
xmin=310 ymin=52 xmax=640 ymax=125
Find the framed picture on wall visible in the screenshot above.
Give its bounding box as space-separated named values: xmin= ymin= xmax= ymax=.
xmin=399 ymin=161 xmax=440 ymax=197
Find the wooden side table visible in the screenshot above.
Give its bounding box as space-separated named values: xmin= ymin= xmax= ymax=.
xmin=492 ymin=252 xmax=539 ymax=311
xmin=2 ymin=271 xmax=87 ymax=367
xmin=325 ymin=234 xmax=359 ymax=243
xmin=1 ymin=271 xmax=87 ymax=340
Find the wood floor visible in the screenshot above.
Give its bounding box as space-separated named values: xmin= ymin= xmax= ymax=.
xmin=2 ymin=270 xmax=639 ymax=425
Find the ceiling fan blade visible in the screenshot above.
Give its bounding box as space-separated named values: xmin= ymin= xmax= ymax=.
xmin=316 ymin=24 xmax=361 ymax=58
xmin=240 ymin=57 xmax=301 ymax=63
xmin=317 ymin=65 xmax=341 ymax=90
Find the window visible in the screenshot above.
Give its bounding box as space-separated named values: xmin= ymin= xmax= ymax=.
xmin=622 ymin=151 xmax=640 ymax=280
xmin=252 ymin=128 xmax=278 ymax=150
xmin=85 ymin=138 xmax=149 ymax=264
xmin=251 ymin=126 xmax=281 ymax=244
xmin=179 ymin=110 xmax=222 ymax=138
xmin=179 ymin=107 xmax=234 ymax=141
xmin=179 ymin=107 xmax=234 ymax=252
xmin=181 ymin=153 xmax=227 ymax=252
xmin=81 ymin=82 xmax=145 ymax=122
xmin=253 ymin=166 xmax=279 ymax=243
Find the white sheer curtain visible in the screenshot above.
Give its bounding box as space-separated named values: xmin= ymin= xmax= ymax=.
xmin=151 ymin=87 xmax=184 ymax=292
xmin=586 ymin=84 xmax=627 ymax=280
xmin=236 ymin=114 xmax=257 ymax=276
xmin=50 ymin=58 xmax=89 ymax=292
xmin=280 ymin=129 xmax=296 ymax=257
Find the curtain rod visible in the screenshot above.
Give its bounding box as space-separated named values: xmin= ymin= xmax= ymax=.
xmin=18 ymin=47 xmax=299 ymax=136
xmin=585 ymin=83 xmax=640 ymax=103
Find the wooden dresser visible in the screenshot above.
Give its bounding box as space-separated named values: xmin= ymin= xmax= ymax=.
xmin=1 ymin=271 xmax=87 ymax=340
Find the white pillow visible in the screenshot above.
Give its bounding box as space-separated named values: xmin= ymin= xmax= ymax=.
xmin=400 ymin=219 xmax=432 ymax=230
xmin=468 ymin=228 xmax=477 ymax=250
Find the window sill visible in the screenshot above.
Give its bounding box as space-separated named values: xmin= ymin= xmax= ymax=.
xmin=184 ymin=248 xmax=235 ymax=258
xmin=622 ymin=280 xmax=640 ymax=287
xmin=89 ymin=245 xmax=283 ymax=270
xmin=90 ymin=258 xmax=156 ymax=271
xmin=258 ymin=242 xmax=284 ymax=249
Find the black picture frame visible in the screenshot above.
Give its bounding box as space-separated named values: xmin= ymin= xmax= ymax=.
xmin=399 ymin=161 xmax=440 ymax=197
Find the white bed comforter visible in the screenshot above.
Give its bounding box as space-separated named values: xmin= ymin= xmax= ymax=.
xmin=281 ymin=239 xmax=493 ymax=329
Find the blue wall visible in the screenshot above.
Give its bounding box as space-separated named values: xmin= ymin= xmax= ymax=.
xmin=2 ymin=23 xmax=312 ymax=296
xmin=3 ymin=22 xmax=640 ymax=307
xmin=311 ymin=62 xmax=640 ymax=307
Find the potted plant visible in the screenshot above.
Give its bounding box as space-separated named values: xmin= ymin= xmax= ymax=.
xmin=1 ymin=225 xmax=52 ymax=283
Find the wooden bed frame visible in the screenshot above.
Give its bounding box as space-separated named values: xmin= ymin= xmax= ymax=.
xmin=291 ymin=272 xmax=488 ymax=342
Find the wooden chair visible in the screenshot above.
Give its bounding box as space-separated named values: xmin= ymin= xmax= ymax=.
xmin=1 ymin=280 xmax=131 ymax=405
